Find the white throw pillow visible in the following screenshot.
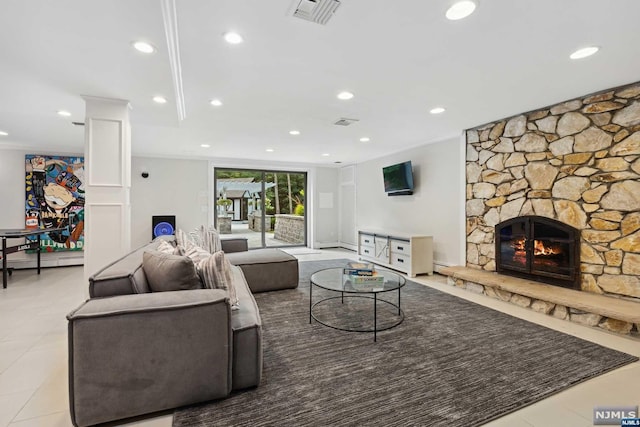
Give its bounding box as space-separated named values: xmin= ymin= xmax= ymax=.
xmin=198 ymin=225 xmax=222 ymax=254
xmin=197 ymin=251 xmax=239 ymax=309
xmin=175 ymin=228 xmax=193 ymax=248
xmin=176 ymin=242 xmax=211 ymax=263
xmin=156 ymin=239 xmax=177 ymax=254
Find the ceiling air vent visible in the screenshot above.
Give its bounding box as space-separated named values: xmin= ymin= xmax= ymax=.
xmin=291 ymin=0 xmax=341 ymax=25
xmin=334 ymin=117 xmax=358 ymax=126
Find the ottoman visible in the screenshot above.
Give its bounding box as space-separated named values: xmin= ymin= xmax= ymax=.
xmin=226 ymin=248 xmax=299 ymax=293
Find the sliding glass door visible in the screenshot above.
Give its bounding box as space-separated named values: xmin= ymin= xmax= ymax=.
xmin=214 ymin=168 xmax=307 ymax=249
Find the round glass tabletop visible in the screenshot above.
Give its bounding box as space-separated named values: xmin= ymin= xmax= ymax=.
xmin=310 ymin=267 xmax=405 ymax=294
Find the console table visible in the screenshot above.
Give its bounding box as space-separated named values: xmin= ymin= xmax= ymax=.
xmin=0 ymin=228 xmax=66 ymax=288
xmin=358 ymin=229 xmax=433 ymax=277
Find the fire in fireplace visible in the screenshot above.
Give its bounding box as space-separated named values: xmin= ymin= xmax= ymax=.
xmin=495 ymin=216 xmax=580 ymax=289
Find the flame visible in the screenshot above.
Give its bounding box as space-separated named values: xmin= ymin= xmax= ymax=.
xmin=533 ymin=240 xmax=560 ymax=256
xmin=511 ymin=237 xmax=526 ymax=251
xmin=510 ymin=237 xmax=560 ymax=256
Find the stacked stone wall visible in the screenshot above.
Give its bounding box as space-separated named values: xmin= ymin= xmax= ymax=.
xmin=248 ymin=213 xmax=273 ymax=232
xmin=274 ymin=214 xmax=305 ymax=244
xmin=465 ymin=81 xmax=640 ymax=302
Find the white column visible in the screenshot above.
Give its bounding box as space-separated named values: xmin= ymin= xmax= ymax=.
xmin=82 ymin=96 xmax=132 ymax=281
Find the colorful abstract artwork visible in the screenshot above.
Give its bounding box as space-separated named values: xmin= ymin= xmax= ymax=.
xmin=25 ymin=155 xmax=85 ymax=252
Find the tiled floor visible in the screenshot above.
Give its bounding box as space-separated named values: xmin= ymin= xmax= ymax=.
xmin=0 ymin=248 xmax=638 ymax=427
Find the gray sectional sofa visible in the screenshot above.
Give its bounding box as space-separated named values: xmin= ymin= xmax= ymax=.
xmin=67 ymin=236 xmax=298 ymax=427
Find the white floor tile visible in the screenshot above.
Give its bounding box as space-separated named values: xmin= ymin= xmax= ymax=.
xmin=0 ymin=391 xmax=36 ymax=427
xmin=13 ymin=368 xmax=67 ymax=422
xmin=8 ymin=411 xmax=72 ymax=427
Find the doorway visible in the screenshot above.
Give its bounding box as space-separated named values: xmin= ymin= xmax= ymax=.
xmin=214 ymin=168 xmax=307 ymax=249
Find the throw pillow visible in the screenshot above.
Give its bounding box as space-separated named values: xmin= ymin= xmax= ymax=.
xmin=198 ymin=225 xmax=222 ymax=254
xmin=189 ymin=228 xmax=204 ymax=248
xmin=197 ymin=251 xmax=239 ymax=309
xmin=175 ymin=242 xmax=211 ymax=263
xmin=175 ymin=228 xmax=193 ymax=248
xmin=156 ymin=239 xmax=176 ymax=254
xmin=142 ymin=250 xmax=202 ymax=292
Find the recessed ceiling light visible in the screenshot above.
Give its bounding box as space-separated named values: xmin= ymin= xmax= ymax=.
xmin=200 ymin=144 xmax=211 ymax=148
xmin=132 ymin=41 xmax=156 ymax=54
xmin=446 ymin=0 xmax=477 ymax=20
xmin=359 ymin=137 xmax=371 ymax=142
xmin=210 ymin=99 xmax=223 ymax=107
xmin=153 ymin=96 xmax=167 ymax=104
xmin=337 ymin=91 xmax=354 ymax=100
xmin=266 ymin=148 xmax=275 ymax=152
xmin=570 ymin=46 xmax=599 ymax=60
xmin=57 ymin=110 xmax=71 ymax=117
xmin=0 ymin=131 xmax=8 ymax=136
xmin=430 ymin=107 xmax=446 ymax=114
xmin=321 ymin=153 xmax=330 ymax=157
xmin=223 ymin=32 xmax=244 ymax=44
xmin=289 ymin=130 xmax=300 ymax=135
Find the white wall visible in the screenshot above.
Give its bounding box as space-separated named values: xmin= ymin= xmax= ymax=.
xmin=130 ymin=158 xmax=342 ymax=250
xmin=3 ymin=145 xmax=462 ymax=268
xmin=311 ymin=167 xmax=340 ymax=248
xmin=338 ymin=166 xmax=357 ymax=250
xmin=130 ymin=156 xmax=210 ymax=248
xmin=355 ymin=136 xmax=464 ymax=268
xmin=0 ymin=148 xmax=84 ymax=267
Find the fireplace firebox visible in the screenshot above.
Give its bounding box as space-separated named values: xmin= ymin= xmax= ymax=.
xmin=495 ymin=216 xmax=580 ymax=289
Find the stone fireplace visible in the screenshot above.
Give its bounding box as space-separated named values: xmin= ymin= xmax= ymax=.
xmin=465 ymin=80 xmax=640 ymax=313
xmin=495 ymin=216 xmax=580 ymax=289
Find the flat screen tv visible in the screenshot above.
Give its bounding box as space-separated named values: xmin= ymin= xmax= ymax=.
xmin=382 ymin=161 xmax=414 ymax=196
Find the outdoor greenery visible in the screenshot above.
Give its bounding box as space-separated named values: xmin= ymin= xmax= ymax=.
xmin=216 ymin=197 xmax=232 ymax=217
xmin=216 ymin=170 xmax=306 ymax=216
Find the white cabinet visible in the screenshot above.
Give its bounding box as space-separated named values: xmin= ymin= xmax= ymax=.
xmin=358 ymin=232 xmax=376 ymax=258
xmin=357 ymin=229 xmax=433 ymax=277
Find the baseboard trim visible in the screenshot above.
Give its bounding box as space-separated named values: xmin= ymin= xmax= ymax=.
xmin=313 ymin=242 xmax=341 ymax=249
xmin=7 ymin=257 xmax=84 ymax=269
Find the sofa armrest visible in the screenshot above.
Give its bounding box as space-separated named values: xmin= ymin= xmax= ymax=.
xmin=67 ymin=289 xmax=232 ymax=427
xmin=221 ymin=237 xmax=248 ymax=253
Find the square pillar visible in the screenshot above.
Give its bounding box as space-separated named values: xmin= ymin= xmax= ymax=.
xmin=82 ymin=96 xmax=132 ymax=281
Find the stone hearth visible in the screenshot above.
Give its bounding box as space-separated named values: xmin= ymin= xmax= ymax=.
xmin=464 ymin=80 xmax=640 ymax=334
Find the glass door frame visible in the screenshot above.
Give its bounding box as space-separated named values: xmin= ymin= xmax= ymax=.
xmin=213 ymin=167 xmax=308 ymax=249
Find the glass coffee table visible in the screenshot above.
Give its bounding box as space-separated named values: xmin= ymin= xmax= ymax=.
xmin=309 ymin=267 xmax=406 ymax=342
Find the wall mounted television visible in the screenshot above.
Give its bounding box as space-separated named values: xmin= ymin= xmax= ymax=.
xmin=382 ymin=160 xmax=414 ymax=196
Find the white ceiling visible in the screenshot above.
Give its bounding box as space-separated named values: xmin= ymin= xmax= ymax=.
xmin=1 ymin=0 xmax=639 ymax=166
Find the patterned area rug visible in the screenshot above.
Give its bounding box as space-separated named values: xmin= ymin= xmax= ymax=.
xmin=173 ymin=259 xmax=638 ymax=426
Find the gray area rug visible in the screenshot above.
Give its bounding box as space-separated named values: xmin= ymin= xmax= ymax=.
xmin=174 ymin=259 xmax=638 ymax=426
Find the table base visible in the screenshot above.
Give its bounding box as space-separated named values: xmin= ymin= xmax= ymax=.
xmin=310 ymin=294 xmax=404 ymax=342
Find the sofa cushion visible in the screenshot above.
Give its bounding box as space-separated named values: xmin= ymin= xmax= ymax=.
xmin=220 ymin=237 xmax=248 ymax=253
xmin=89 ymin=240 xmax=168 ymax=298
xmin=142 ymin=251 xmax=202 ymax=292
xmin=197 ymin=251 xmax=239 ymax=308
xmin=226 ymin=248 xmax=299 ymax=293
xmin=229 ymin=265 xmax=262 ymax=390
